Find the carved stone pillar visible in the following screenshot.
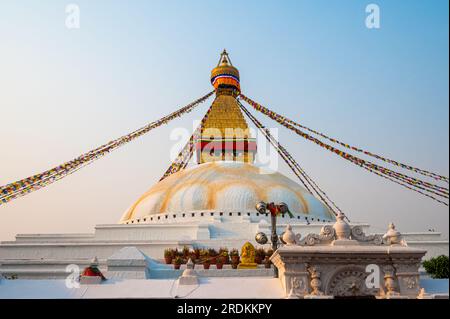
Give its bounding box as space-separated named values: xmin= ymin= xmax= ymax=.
xmin=286 ymin=271 xmax=309 ymax=297
xmin=308 ymin=266 xmax=324 ymax=296
xmin=270 ymin=254 xmax=309 ymax=298
xmin=284 ymin=265 xmax=310 ymax=297
xmin=383 ymin=266 xmax=400 ymax=297
xmin=393 ymin=262 xmax=421 ymax=297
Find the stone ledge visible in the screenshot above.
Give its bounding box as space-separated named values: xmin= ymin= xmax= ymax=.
xmin=149 ymin=268 xmax=274 ymax=279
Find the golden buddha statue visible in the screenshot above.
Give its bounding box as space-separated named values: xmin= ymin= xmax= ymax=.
xmin=238 ymin=241 xmax=258 ymax=269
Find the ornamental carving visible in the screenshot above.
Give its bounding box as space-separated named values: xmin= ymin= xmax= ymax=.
xmin=272 ymin=220 xmax=426 ymax=299
xmin=307 ymin=266 xmax=324 ymax=296
xmin=298 ymin=225 xmax=335 ymax=246
xmin=327 ymin=268 xmax=374 ymax=297
xmin=298 ymin=224 xmax=383 ymax=246
xmin=384 ymin=272 xmax=400 ymax=296
xmin=403 ymin=276 xmax=418 ymax=289
xmin=383 ymin=223 xmax=406 ymax=246
xmin=290 ymin=276 xmax=307 ymax=295
xmin=351 ymin=226 xmax=383 ymax=245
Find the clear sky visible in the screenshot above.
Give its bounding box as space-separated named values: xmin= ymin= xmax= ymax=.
xmin=0 ymin=0 xmax=448 ymax=241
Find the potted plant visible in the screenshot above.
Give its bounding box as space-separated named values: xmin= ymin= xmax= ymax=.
xmin=216 ymin=250 xmax=228 ymax=269
xmin=216 ymin=256 xmax=224 ymax=269
xmin=199 ymin=248 xmax=208 ymax=259
xmin=255 ymin=248 xmax=266 ymax=264
xmin=203 ymin=259 xmax=211 ymax=270
xmin=189 ymin=251 xmax=197 ymax=263
xmin=193 ymin=248 xmax=201 ymax=260
xmin=182 ymin=246 xmax=190 ymax=259
xmin=218 ymin=248 xmax=230 ymax=264
xmin=164 ymin=248 xmax=174 ymax=264
xmin=173 ymin=256 xmax=183 ymax=270
xmin=230 ymin=248 xmax=239 ymax=268
xmin=200 ymin=249 xmax=210 ymax=269
xmin=208 ymin=248 xmax=218 ymax=264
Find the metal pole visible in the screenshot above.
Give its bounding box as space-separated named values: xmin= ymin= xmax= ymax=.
xmin=270 ymin=213 xmax=279 ymax=278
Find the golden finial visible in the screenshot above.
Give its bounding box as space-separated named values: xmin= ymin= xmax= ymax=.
xmin=218 ymin=49 xmax=232 ymax=66
xmin=211 ymin=49 xmax=240 ymax=93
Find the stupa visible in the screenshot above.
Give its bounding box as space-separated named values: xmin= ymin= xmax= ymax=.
xmin=0 ymin=51 xmax=447 ymax=286
xmin=120 ymin=50 xmax=334 ymax=226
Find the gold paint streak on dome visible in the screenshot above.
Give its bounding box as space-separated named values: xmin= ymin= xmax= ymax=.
xmin=295 ymin=190 xmax=309 ymax=213
xmin=127 ymin=163 xmax=289 ymax=216
xmin=123 ymin=163 xmax=206 ymax=218
xmin=122 ymin=157 xmax=335 ymax=223
xmin=158 ymin=163 xmax=214 ymax=212
xmin=205 ymin=178 xmax=267 ymax=210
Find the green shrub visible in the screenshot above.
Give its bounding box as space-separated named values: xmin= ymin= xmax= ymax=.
xmin=423 ymin=255 xmax=449 ymax=279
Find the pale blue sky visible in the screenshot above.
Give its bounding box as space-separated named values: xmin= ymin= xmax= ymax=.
xmin=0 ymin=0 xmax=448 ymax=240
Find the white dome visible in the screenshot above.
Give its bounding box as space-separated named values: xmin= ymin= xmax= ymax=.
xmin=120 ymin=161 xmax=335 ymax=223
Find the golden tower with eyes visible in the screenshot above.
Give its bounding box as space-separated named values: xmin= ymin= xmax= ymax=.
xmin=120 ymin=50 xmax=335 ymax=224
xmin=196 ymin=50 xmax=257 ymax=164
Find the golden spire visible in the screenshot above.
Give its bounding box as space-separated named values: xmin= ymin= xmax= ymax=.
xmin=196 ymin=51 xmax=256 ymax=164
xmin=211 ymin=49 xmax=240 ymax=94
xmin=218 ymin=49 xmax=232 ymax=66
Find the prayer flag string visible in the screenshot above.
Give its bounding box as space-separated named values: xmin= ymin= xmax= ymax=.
xmin=159 ymin=103 xmax=214 ymax=181
xmin=0 ymin=91 xmax=214 ymax=205
xmin=240 ymin=94 xmax=448 ymax=206
xmin=238 ymin=99 xmax=343 ymax=220
xmin=239 ymin=94 xmax=449 ymax=184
